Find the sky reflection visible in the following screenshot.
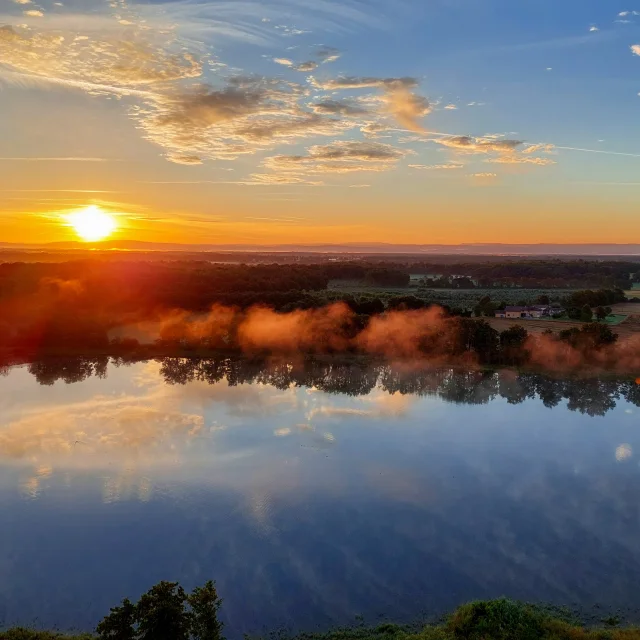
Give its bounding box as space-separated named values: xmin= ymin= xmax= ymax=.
xmin=1 ymin=360 xmax=640 ymax=635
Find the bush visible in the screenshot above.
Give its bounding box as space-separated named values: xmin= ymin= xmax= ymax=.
xmin=446 ymin=599 xmax=545 ymax=640
xmin=559 ymin=323 xmax=618 ymax=350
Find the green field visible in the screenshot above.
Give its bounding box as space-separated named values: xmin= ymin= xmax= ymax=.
xmin=532 ymin=314 xmax=629 ymax=325
xmin=325 ymin=282 xmax=579 ymax=309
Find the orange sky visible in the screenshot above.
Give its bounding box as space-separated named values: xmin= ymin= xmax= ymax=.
xmin=2 ymin=0 xmax=640 ymax=246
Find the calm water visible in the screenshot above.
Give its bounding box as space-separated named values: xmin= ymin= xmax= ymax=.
xmin=1 ymin=357 xmax=640 ymax=635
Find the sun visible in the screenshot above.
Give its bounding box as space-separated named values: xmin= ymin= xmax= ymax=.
xmin=66 ymin=206 xmax=117 ymax=242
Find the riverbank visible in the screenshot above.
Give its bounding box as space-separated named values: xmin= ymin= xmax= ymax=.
xmin=3 ymin=599 xmax=640 ymax=640
xmin=2 ymin=347 xmax=640 ymax=384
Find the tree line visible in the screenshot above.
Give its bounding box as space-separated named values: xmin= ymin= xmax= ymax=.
xmin=0 ymin=259 xmax=633 ymax=363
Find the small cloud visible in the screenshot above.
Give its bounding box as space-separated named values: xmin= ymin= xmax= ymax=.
xmin=264 ymin=140 xmax=409 ymax=174
xmin=13 ymin=0 xmax=32 ymax=4
xmin=434 ymin=135 xmax=523 ymax=154
xmin=616 ymin=443 xmax=633 ymax=461
xmin=275 ymin=25 xmax=311 ymax=36
xmin=485 ymin=156 xmax=556 ymax=166
xmin=632 ymin=44 xmax=640 ymax=56
xmin=274 ymin=428 xmax=292 ymax=437
xmin=589 ymin=25 xmax=599 ymax=32
xmin=273 ymin=57 xmax=317 ymax=72
xmin=409 ymin=163 xmax=463 ymax=170
xmin=444 ymin=104 xmax=457 ymax=110
xmin=24 ymin=9 xmax=43 ymax=16
xmin=546 ymin=67 xmax=553 ymax=71
xmin=247 ymin=174 xmax=324 ymax=186
xmin=471 ymin=172 xmax=497 ymax=178
xmin=293 ymin=60 xmax=318 ymax=72
xmin=309 ymin=98 xmax=369 ymax=116
xmin=316 ymin=46 xmax=341 ymax=63
xmin=523 ymin=143 xmax=555 ymax=154
xmin=311 ymin=76 xmax=430 ymax=132
xmin=165 ymin=154 xmax=203 ymax=165
xmin=261 ymin=17 xmax=271 ymax=23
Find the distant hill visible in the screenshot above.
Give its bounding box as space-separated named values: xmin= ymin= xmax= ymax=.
xmin=5 ymin=241 xmax=640 ymax=255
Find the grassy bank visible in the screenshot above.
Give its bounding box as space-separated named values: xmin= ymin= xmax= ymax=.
xmin=3 ymin=599 xmax=640 ymax=640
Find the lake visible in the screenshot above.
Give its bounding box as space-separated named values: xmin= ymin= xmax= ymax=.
xmin=1 ymin=357 xmax=640 ymax=635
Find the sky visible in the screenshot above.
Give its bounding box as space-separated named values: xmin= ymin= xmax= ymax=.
xmin=1 ymin=0 xmax=640 ymax=245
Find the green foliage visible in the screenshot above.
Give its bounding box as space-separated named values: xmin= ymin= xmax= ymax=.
xmin=187 ymin=581 xmax=224 ymax=640
xmin=9 ymin=597 xmax=640 ymax=640
xmin=446 ymin=600 xmax=545 ymax=640
xmin=500 ymin=326 xmax=529 ymax=348
xmin=499 ymin=326 xmax=530 ymax=364
xmin=136 ymin=582 xmax=189 ymax=640
xmin=0 ymin=632 xmax=93 ymax=640
xmin=580 ymin=305 xmax=594 ymax=323
xmin=96 ymin=599 xmax=137 ymax=640
xmin=364 ymin=269 xmax=411 ymax=288
xmin=559 ymin=323 xmax=618 ymax=350
xmin=95 ymin=581 xmax=224 ymax=640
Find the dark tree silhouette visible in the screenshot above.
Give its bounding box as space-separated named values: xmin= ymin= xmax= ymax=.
xmin=96 ymin=581 xmax=224 ymax=640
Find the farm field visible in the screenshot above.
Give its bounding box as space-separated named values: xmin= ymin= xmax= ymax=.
xmin=489 ymin=313 xmax=640 ymax=337
xmin=611 ymin=302 xmax=640 ymax=313
xmin=326 ymin=281 xmax=579 ymax=308
xmin=531 ymin=313 xmax=629 ymax=325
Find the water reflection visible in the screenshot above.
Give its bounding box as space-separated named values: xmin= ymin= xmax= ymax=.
xmin=1 ymin=358 xmax=640 ymax=635
xmin=18 ymin=355 xmax=640 ymax=417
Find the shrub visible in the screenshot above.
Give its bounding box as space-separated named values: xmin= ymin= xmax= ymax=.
xmin=446 ymin=599 xmax=545 ymax=640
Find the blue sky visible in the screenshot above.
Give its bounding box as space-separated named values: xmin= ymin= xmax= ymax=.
xmin=0 ymin=0 xmax=639 ymax=244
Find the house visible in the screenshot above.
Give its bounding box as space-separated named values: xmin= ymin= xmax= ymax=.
xmin=495 ymin=305 xmax=553 ymax=319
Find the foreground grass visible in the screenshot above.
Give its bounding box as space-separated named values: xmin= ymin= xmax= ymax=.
xmin=3 ymin=599 xmax=640 ymax=640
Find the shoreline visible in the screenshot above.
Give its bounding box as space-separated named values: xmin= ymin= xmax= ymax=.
xmin=3 ymin=598 xmax=640 ymax=640
xmin=2 ymin=347 xmax=640 ymax=381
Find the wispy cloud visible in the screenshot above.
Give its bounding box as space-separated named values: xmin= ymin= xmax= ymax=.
xmin=431 ymin=135 xmax=556 ymax=167
xmin=137 ymin=0 xmax=397 ymax=45
xmin=409 ymin=163 xmax=463 ymax=170
xmin=554 ymin=145 xmax=640 ymax=158
xmin=3 ymin=189 xmax=120 ymax=193
xmin=0 ymin=156 xmax=117 ymax=162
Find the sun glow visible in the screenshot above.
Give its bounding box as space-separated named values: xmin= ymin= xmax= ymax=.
xmin=66 ymin=206 xmax=116 ymax=242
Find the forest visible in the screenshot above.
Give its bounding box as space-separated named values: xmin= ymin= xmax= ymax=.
xmin=0 ymin=260 xmax=635 ymax=372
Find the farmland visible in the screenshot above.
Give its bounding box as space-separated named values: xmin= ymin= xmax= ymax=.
xmin=326 ymin=280 xmax=580 ymax=309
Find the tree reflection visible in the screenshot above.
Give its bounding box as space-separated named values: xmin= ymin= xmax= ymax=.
xmin=16 ymin=355 xmax=640 ymax=416
xmin=27 ymin=356 xmax=108 ymax=386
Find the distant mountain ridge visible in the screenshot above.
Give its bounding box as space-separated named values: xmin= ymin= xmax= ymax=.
xmin=2 ymin=241 xmax=640 ymax=255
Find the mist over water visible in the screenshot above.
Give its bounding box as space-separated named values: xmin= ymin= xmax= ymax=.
xmin=2 ymin=358 xmax=640 ymax=635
